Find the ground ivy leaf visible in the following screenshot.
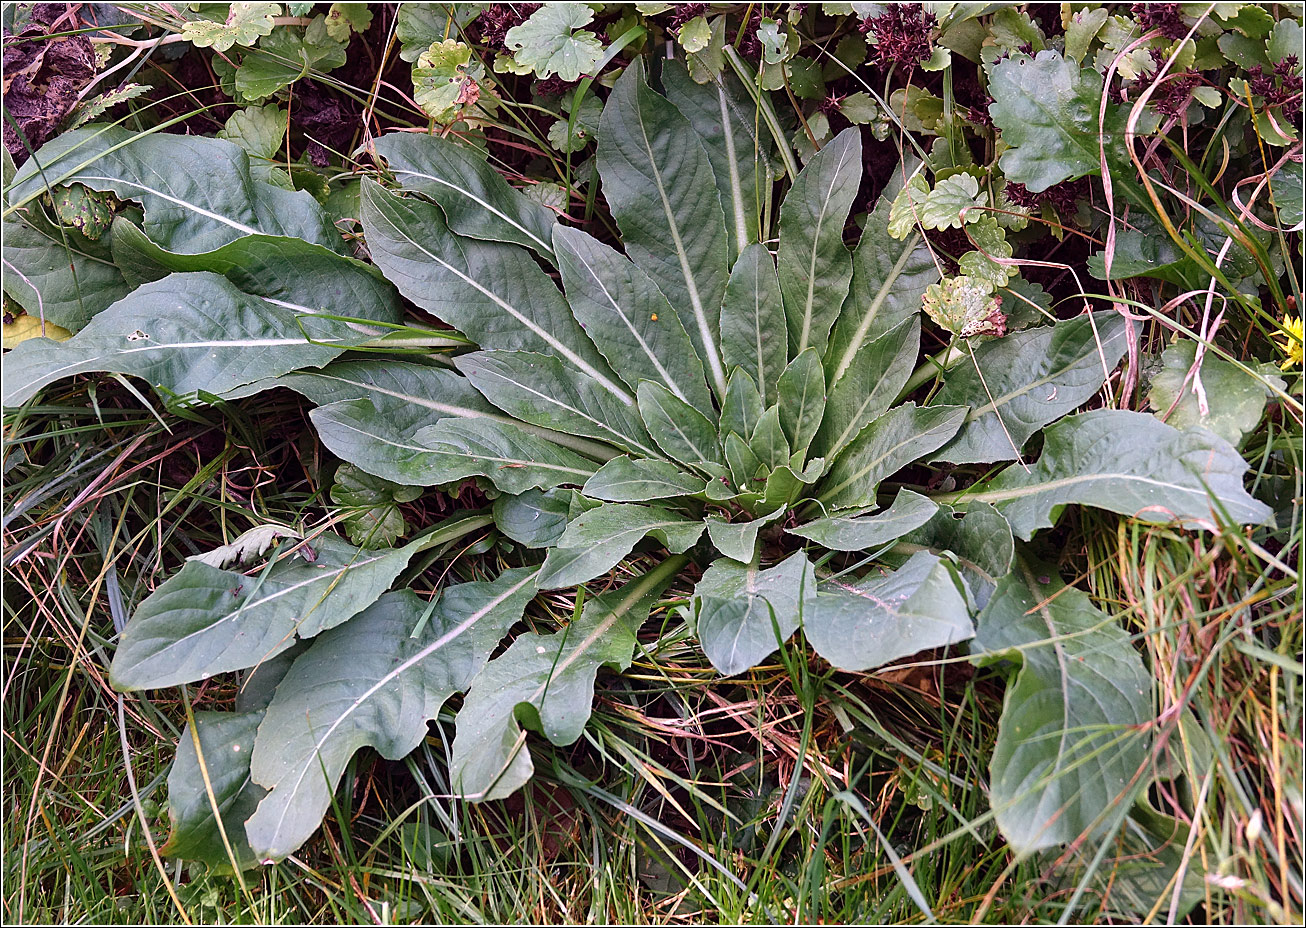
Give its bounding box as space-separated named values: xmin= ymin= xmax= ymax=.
xmin=330 ymin=463 xmax=419 ymax=548
xmin=246 ymin=573 xmax=537 ymax=861
xmin=975 ymin=563 xmax=1151 ymax=854
xmin=919 ymin=173 xmax=984 ymax=230
xmin=504 ymin=3 xmax=604 ymax=81
xmin=538 ymin=503 xmax=703 ymax=590
xmin=451 ymin=560 xmax=678 ymax=800
xmin=988 ymin=50 xmax=1128 ymax=192
xmin=932 ymin=312 xmax=1128 ymax=465
xmin=181 ymin=2 xmax=279 ymax=52
xmin=804 ymin=551 xmax=972 ymax=672
xmin=790 ymin=488 xmax=938 ymax=551
xmin=967 ymin=409 xmax=1275 ymax=539
xmin=694 ymin=551 xmax=816 ymax=676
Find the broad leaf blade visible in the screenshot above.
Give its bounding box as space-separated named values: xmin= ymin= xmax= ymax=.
xmin=817 ymin=404 xmax=968 ymax=510
xmin=538 ymin=503 xmax=703 ymax=589
xmin=637 ymin=381 xmax=723 ymax=467
xmin=374 ymin=132 xmax=557 ymax=256
xmin=976 ymin=565 xmax=1151 ymax=853
xmin=705 ymin=508 xmax=784 ymax=562
xmin=815 ymin=316 xmax=921 ymax=460
xmin=1 ymin=272 xmax=363 ymax=407
xmin=451 ymin=561 xmax=677 ymax=800
xmin=110 ymin=529 xmax=470 ymax=690
xmin=246 ymin=573 xmax=538 ymax=860
xmin=967 ymin=409 xmax=1274 ymax=539
xmin=552 ymin=225 xmax=714 ymax=416
xmin=598 ymin=60 xmax=730 ymax=395
xmin=360 ymin=180 xmax=626 ymax=399
xmin=790 ymin=488 xmax=938 ymax=551
xmin=718 ymin=368 xmax=766 ymax=444
xmin=933 ymin=313 xmax=1127 ymax=464
xmin=777 ymin=128 xmax=861 ymax=356
xmin=583 ymin=455 xmax=708 ymax=502
xmin=804 ymin=552 xmax=973 ymax=672
xmin=776 ymin=347 xmax=826 ymax=456
xmin=719 ymin=243 xmax=788 ymax=406
xmin=896 ymin=501 xmax=1014 ymax=608
xmin=694 ymin=552 xmax=816 ymax=676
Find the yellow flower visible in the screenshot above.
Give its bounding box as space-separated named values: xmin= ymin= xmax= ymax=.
xmin=1275 ymin=315 xmax=1304 ymax=371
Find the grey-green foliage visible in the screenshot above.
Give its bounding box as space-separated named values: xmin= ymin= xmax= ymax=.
xmin=7 ymin=63 xmax=1275 ymax=868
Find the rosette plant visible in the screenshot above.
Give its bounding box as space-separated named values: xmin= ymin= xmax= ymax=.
xmin=2 ymin=60 xmax=1273 ymax=868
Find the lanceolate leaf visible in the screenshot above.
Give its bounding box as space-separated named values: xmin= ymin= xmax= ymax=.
xmin=9 ymin=128 xmax=338 ymax=253
xmin=749 ymin=405 xmax=790 ymax=471
xmin=966 ymin=409 xmax=1275 ymax=539
xmin=110 ymin=220 xmax=402 ymax=325
xmin=637 ymin=381 xmax=724 ymax=468
xmin=1 ymin=272 xmax=365 ymax=407
xmin=975 ymin=564 xmax=1151 ymax=853
xmin=598 ymin=60 xmax=730 ymax=396
xmin=451 ymin=558 xmax=680 ymax=801
xmin=246 ymin=573 xmax=538 ymax=861
xmin=456 ymin=350 xmax=658 ymax=458
xmin=790 ymin=488 xmax=938 ymax=551
xmin=776 ymin=347 xmax=827 ymax=456
xmin=538 ymin=503 xmax=703 ymax=590
xmin=777 ymin=128 xmax=861 ymax=356
xmin=374 ymin=133 xmax=557 ymax=257
xmin=932 ymin=313 xmax=1128 ymax=465
xmin=817 ymin=404 xmax=968 ymax=510
xmin=413 ymin=417 xmax=600 ymax=494
xmin=360 ymin=180 xmax=626 ymax=400
xmin=110 ymin=526 xmax=485 ymax=690
xmin=694 ymin=552 xmax=817 ymax=676
xmin=553 ymin=225 xmax=713 ymax=416
xmin=825 ymin=195 xmax=938 ymax=386
xmin=705 ymin=508 xmax=784 ymax=562
xmin=162 ymin=710 xmax=266 ymax=870
xmin=660 ymin=62 xmax=772 ymax=257
xmin=804 ymin=552 xmax=973 ymax=672
xmin=583 ymin=456 xmax=708 ymax=502
xmin=2 ymin=200 xmax=129 ymax=330
xmin=719 ymin=243 xmax=788 ymax=406
xmin=718 ymin=368 xmax=766 ymax=444
xmin=815 ymin=316 xmax=921 ymax=460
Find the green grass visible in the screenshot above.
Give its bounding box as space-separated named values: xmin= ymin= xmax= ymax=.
xmin=4 ymin=376 xmax=1300 ymax=924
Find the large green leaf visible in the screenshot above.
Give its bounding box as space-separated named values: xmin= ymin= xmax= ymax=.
xmin=777 ymin=128 xmax=861 ymax=356
xmin=311 ymin=398 xmax=597 ymax=491
xmin=246 ymin=573 xmax=538 ymax=860
xmin=776 ymin=347 xmax=827 ymax=457
xmin=966 ymin=409 xmax=1275 ymax=539
xmin=1 ymin=200 xmax=129 ymax=330
xmin=719 ymin=243 xmax=789 ymax=407
xmin=718 ymin=368 xmax=766 ymax=445
xmin=988 ymin=51 xmax=1127 ymax=192
xmin=637 ymin=381 xmax=724 ymax=467
xmin=374 ymin=132 xmax=557 ymax=257
xmin=598 ymin=60 xmax=730 ymax=395
xmin=1 ymin=272 xmax=363 ymax=407
xmin=825 ymin=195 xmax=937 ymax=387
xmin=804 ymin=552 xmax=972 ymax=672
xmin=9 ymin=128 xmax=338 ymax=253
xmin=1149 ymin=340 xmax=1283 ymax=447
xmin=896 ymin=501 xmax=1013 ymax=607
xmin=660 ymin=62 xmax=771 ymax=258
xmin=451 ymin=559 xmax=678 ymax=801
xmin=359 ymin=180 xmax=627 ymax=400
xmin=694 ymin=552 xmax=816 ymax=676
xmin=582 ymin=455 xmax=708 ymax=502
xmin=110 ymin=526 xmax=481 ymax=690
xmin=790 ymin=488 xmax=938 ymax=551
xmin=817 ymin=403 xmax=968 ymax=510
xmin=162 ymin=710 xmax=267 ymax=870
xmin=705 ymin=508 xmax=784 ymax=562
xmin=975 ymin=565 xmax=1151 ymax=853
xmin=227 ymin=358 xmax=494 ymax=411
xmin=537 ymin=503 xmax=703 ymax=590
xmin=553 ymin=225 xmax=714 ymax=416
xmin=109 ymin=219 xmax=402 ymax=325
xmin=932 ymin=313 xmax=1128 ymax=465
xmin=456 ymin=350 xmax=657 ymax=458
xmin=815 ymin=316 xmax=921 ymax=461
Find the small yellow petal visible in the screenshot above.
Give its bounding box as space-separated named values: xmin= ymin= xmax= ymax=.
xmin=3 ymin=314 xmax=72 ymax=348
